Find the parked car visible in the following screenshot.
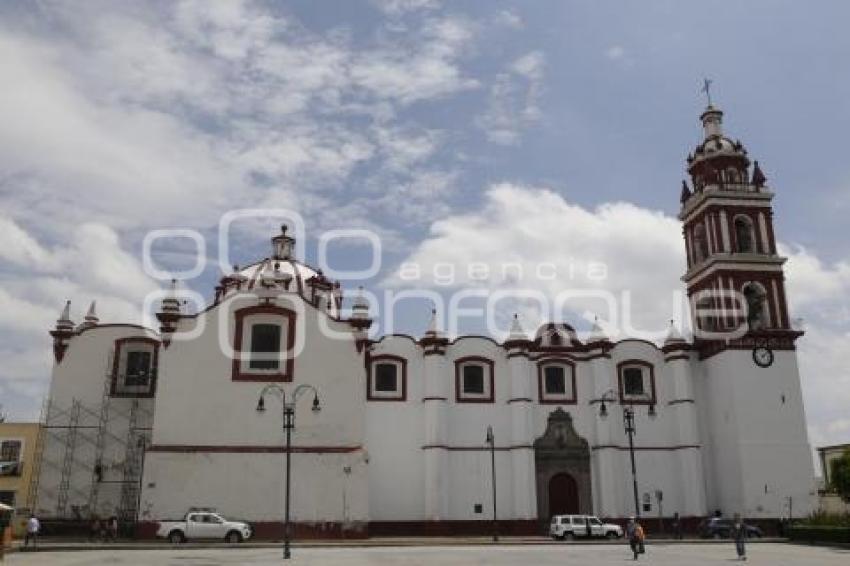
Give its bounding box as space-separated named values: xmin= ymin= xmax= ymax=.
xmin=698 ymin=517 xmax=763 ymax=539
xmin=156 ymin=510 xmax=252 ymax=543
xmin=550 ymin=514 xmax=623 ymax=540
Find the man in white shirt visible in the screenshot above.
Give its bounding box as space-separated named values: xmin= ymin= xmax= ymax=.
xmin=24 ymin=515 xmax=40 ymax=550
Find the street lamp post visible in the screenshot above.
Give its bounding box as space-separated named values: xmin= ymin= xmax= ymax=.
xmin=598 ymin=390 xmax=656 ymax=520
xmin=485 ymin=425 xmax=498 ymax=542
xmin=623 ymin=405 xmax=641 ymax=519
xmin=256 ymin=383 xmax=321 ymax=560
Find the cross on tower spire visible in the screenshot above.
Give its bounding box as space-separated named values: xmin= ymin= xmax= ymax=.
xmin=701 ymin=78 xmax=714 ymax=106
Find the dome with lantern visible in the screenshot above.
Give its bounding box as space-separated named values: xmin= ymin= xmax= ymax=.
xmin=211 ymin=225 xmax=342 ymax=317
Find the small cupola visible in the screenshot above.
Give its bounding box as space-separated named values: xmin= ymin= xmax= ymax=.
xmin=664 ymin=319 xmax=686 ymax=345
xmin=55 ymin=300 xmax=74 ymax=332
xmin=50 ymin=300 xmax=75 ymax=363
xmin=79 ymin=301 xmax=99 ymax=329
xmin=272 ymin=224 xmax=296 ymax=260
xmin=351 ymin=286 xmax=370 ymax=321
xmin=507 ymin=313 xmax=527 ymax=342
xmin=157 ymin=279 xmax=182 ymax=343
xmin=503 ymin=313 xmax=531 ymax=353
xmin=420 ymin=306 xmax=449 ymax=354
xmin=423 ymin=307 xmax=445 ymax=340
xmin=586 ymin=316 xmax=610 ymax=345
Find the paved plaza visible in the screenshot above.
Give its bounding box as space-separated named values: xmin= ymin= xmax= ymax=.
xmin=5 ymin=543 xmax=849 ymax=566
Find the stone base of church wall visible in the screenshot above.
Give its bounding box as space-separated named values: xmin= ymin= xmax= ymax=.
xmin=135 ymin=519 xmax=540 ymax=539
xmin=368 ymin=520 xmax=541 ymax=537
xmin=135 ymin=516 xmax=792 ymax=539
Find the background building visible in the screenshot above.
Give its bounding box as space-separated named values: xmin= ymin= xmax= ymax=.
xmin=0 ymin=422 xmax=41 ymax=536
xmin=817 ymin=443 xmax=850 ymax=514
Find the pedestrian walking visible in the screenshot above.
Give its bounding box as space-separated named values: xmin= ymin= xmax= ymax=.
xmin=89 ymin=517 xmax=101 ymax=543
xmin=626 ymin=517 xmax=646 ymax=560
xmin=23 ymin=514 xmax=40 ymax=550
xmin=633 ymin=521 xmax=646 ymax=559
xmin=732 ymin=513 xmax=747 ymax=561
xmin=107 ymin=516 xmax=118 ymax=542
xmin=672 ymin=512 xmax=683 ymax=540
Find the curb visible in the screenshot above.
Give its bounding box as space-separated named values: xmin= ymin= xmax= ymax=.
xmin=5 ymin=537 xmax=791 ymax=554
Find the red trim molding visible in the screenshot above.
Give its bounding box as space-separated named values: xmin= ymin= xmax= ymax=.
xmin=454 ymin=356 xmax=495 ymax=403
xmin=147 ymin=444 xmax=362 ymax=454
xmin=422 ymin=444 xmax=533 ymax=451
xmin=231 ymin=305 xmax=296 ymax=382
xmin=617 ymin=359 xmax=657 ymax=406
xmin=592 ymin=444 xmax=700 ymax=451
xmin=536 ymin=357 xmax=577 ymax=405
xmin=110 ymin=337 xmax=160 ymax=398
xmin=367 ymin=354 xmax=407 ymax=402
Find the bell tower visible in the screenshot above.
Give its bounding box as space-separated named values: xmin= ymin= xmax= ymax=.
xmin=679 ymin=103 xmax=800 ymax=356
xmin=678 ymin=99 xmax=815 ymax=520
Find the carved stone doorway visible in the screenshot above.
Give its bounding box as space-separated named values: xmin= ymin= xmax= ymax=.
xmin=534 ymin=408 xmax=592 ymax=524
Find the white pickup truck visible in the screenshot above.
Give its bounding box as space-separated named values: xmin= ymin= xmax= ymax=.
xmin=156 ymin=510 xmax=253 ymax=543
xmin=550 ymin=514 xmax=624 ymax=540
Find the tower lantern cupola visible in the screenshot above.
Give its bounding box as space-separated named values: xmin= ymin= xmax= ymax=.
xmin=700 ymin=105 xmax=724 ymax=138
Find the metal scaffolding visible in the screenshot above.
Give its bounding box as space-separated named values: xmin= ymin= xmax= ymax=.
xmin=30 ymin=352 xmax=153 ymax=523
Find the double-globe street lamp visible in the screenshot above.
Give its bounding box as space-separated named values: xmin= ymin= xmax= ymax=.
xmin=597 ymin=389 xmax=656 ymax=519
xmin=256 ymin=383 xmax=321 ymax=560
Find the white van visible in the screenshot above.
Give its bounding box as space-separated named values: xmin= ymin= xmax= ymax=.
xmin=549 ymin=514 xmax=623 ymax=540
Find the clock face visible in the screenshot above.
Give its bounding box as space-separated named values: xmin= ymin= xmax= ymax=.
xmin=752 ymin=346 xmax=774 ymax=368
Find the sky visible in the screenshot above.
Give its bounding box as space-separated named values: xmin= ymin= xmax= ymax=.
xmin=0 ymin=1 xmax=848 ymax=464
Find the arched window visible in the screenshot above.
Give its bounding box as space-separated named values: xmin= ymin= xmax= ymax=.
xmin=695 ymin=295 xmax=717 ymax=332
xmin=734 ymin=216 xmax=756 ymax=253
xmin=743 ymin=283 xmax=769 ymax=330
xmin=726 ymin=167 xmax=741 ymax=184
xmin=693 ymin=224 xmax=709 ymax=263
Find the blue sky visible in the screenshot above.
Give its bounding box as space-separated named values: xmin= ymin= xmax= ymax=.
xmin=0 ymin=1 xmax=848 ymax=459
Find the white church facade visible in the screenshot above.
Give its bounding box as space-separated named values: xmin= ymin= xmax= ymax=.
xmin=33 ymin=104 xmax=816 ymax=537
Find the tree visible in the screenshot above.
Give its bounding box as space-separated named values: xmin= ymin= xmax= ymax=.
xmin=830 ymin=449 xmax=850 ymax=502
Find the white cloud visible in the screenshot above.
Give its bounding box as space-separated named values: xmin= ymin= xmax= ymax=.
xmin=782 ymin=244 xmax=850 ymax=321
xmin=0 ymin=217 xmax=160 ymax=418
xmin=0 ymin=2 xmax=482 ymax=236
xmin=606 ymin=45 xmax=626 ymax=60
xmin=476 ymin=51 xmax=545 ymax=145
xmin=385 ymin=182 xmax=685 ymax=336
xmin=350 ymin=17 xmax=478 ymax=104
xmin=494 ymin=10 xmax=524 ymax=29
xmin=371 ymin=0 xmax=440 ymax=16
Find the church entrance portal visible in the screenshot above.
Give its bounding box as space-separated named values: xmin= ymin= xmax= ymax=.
xmin=548 ymin=472 xmax=579 ymax=516
xmin=534 ymin=408 xmax=592 ymax=523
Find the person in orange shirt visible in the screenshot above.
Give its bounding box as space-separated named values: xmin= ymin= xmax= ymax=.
xmin=627 ymin=518 xmax=646 ymax=560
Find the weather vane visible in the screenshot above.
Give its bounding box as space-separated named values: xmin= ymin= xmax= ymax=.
xmin=701 ymin=78 xmax=714 ymax=106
